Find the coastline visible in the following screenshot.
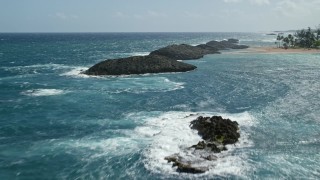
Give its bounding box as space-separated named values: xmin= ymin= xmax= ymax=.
xmin=223 ymin=47 xmax=320 ymax=54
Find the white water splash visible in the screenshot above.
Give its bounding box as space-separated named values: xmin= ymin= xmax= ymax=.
xmin=60 ymin=66 xmax=90 ymax=78
xmin=133 ymin=111 xmax=255 ymax=177
xmin=22 ymin=89 xmax=67 ymax=96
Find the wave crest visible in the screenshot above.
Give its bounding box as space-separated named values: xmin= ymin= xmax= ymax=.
xmin=21 ymin=89 xmax=67 ymax=96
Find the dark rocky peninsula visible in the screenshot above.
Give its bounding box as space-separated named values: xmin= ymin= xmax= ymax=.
xmin=84 ymin=39 xmax=248 ymax=76
xmin=164 ymin=116 xmax=240 ymax=174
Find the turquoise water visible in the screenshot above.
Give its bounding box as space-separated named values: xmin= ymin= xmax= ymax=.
xmin=1 ymin=33 xmax=320 ymax=179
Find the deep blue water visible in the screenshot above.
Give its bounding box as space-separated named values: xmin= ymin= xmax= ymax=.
xmin=1 ymin=33 xmax=320 ymax=179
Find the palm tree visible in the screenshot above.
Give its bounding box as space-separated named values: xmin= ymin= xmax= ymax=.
xmin=276 ymin=33 xmax=284 ymax=48
xmin=294 ymin=29 xmax=306 ymax=47
xmin=288 ymin=34 xmax=294 ymax=47
xmin=276 ymin=34 xmax=281 ymax=48
xmin=305 ymin=27 xmax=315 ymax=48
xmin=316 ymin=28 xmax=320 ymax=40
xmin=282 ymin=25 xmax=320 ymax=49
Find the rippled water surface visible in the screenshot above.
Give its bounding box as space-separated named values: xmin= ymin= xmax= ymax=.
xmin=1 ymin=33 xmax=320 ymax=179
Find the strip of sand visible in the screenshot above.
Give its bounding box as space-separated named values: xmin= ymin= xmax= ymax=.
xmin=223 ymin=47 xmax=320 ymax=54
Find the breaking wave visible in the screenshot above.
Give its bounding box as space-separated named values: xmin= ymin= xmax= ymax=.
xmin=21 ymin=89 xmax=68 ymax=96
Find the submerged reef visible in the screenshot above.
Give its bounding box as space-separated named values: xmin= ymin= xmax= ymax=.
xmin=84 ymin=39 xmax=248 ymax=75
xmin=164 ymin=116 xmax=240 ymax=174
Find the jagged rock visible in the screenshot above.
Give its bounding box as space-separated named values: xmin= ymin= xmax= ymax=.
xmin=207 ymin=143 xmax=222 ymax=153
xmin=191 ymin=141 xmax=206 ymax=150
xmin=202 ymin=155 xmax=218 ymax=161
xmin=164 ymin=154 xmax=180 ymax=163
xmin=176 ymin=163 xmax=208 ymax=174
xmin=84 ymin=55 xmax=196 ymax=75
xmin=164 ymin=154 xmax=209 ymax=174
xmin=191 ymin=141 xmax=221 ymax=153
xmin=190 ymin=116 xmax=240 ymax=145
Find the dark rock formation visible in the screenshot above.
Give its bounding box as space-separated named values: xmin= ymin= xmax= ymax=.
xmin=84 ymin=38 xmax=248 ymax=75
xmin=227 ymin=38 xmax=240 ymax=43
xmin=164 ymin=115 xmax=240 ymax=174
xmin=150 ymin=44 xmax=219 ymax=60
xmin=149 ymin=38 xmax=246 ymax=60
xmin=84 ymin=55 xmax=196 ymax=75
xmin=206 ymin=40 xmax=249 ymax=50
xmin=190 ymin=116 xmax=240 ymax=145
xmin=196 ymin=44 xmax=220 ymax=54
xmin=165 ymin=154 xmax=209 ymax=174
xmin=191 ymin=141 xmax=222 ymax=153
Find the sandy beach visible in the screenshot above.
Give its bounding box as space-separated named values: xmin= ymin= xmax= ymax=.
xmin=224 ymin=47 xmax=320 ymax=54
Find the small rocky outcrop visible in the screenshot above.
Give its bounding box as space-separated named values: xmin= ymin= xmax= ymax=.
xmin=84 ymin=55 xmax=196 ymax=75
xmin=190 ymin=116 xmax=240 ymax=146
xmin=164 ymin=116 xmax=240 ymax=174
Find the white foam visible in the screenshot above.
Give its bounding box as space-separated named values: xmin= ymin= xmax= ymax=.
xmin=1 ymin=63 xmax=85 ymax=77
xmin=29 ymin=132 xmax=141 ymax=160
xmin=129 ymin=52 xmax=150 ymax=56
xmin=22 ymin=89 xmax=67 ymax=96
xmin=134 ymin=111 xmax=255 ymax=177
xmin=23 ymin=63 xmax=70 ymax=70
xmin=261 ymin=39 xmax=277 ymax=42
xmin=116 ymin=52 xmax=150 ymax=57
xmin=106 ymin=77 xmax=184 ymax=94
xmin=69 ymin=137 xmax=140 ymax=156
xmin=60 ymin=66 xmax=90 ymax=78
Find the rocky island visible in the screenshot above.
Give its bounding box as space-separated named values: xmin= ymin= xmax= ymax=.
xmin=84 ymin=55 xmax=197 ymax=75
xmin=84 ymin=39 xmax=248 ymax=76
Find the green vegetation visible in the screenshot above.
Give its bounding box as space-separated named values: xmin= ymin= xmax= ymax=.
xmin=276 ymin=25 xmax=320 ymax=49
xmin=215 ymin=135 xmax=225 ymax=144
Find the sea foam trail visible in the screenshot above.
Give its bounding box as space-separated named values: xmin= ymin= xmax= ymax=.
xmin=129 ymin=52 xmax=150 ymax=56
xmin=1 ymin=63 xmax=73 ymax=73
xmin=134 ymin=111 xmax=255 ymax=177
xmin=60 ymin=66 xmax=90 ymax=78
xmin=79 ymin=76 xmax=184 ymax=94
xmin=21 ymin=89 xmax=68 ymax=97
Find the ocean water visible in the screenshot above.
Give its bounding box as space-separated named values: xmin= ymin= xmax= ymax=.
xmin=1 ymin=32 xmax=320 ymax=179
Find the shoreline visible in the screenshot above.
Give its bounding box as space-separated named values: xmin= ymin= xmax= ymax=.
xmin=223 ymin=47 xmax=320 ymax=54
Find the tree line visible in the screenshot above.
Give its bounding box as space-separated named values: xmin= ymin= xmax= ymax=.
xmin=275 ymin=26 xmax=320 ymax=49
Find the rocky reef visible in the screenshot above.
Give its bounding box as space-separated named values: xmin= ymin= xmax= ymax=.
xmin=164 ymin=116 xmax=240 ymax=174
xmin=84 ymin=39 xmax=248 ymax=75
